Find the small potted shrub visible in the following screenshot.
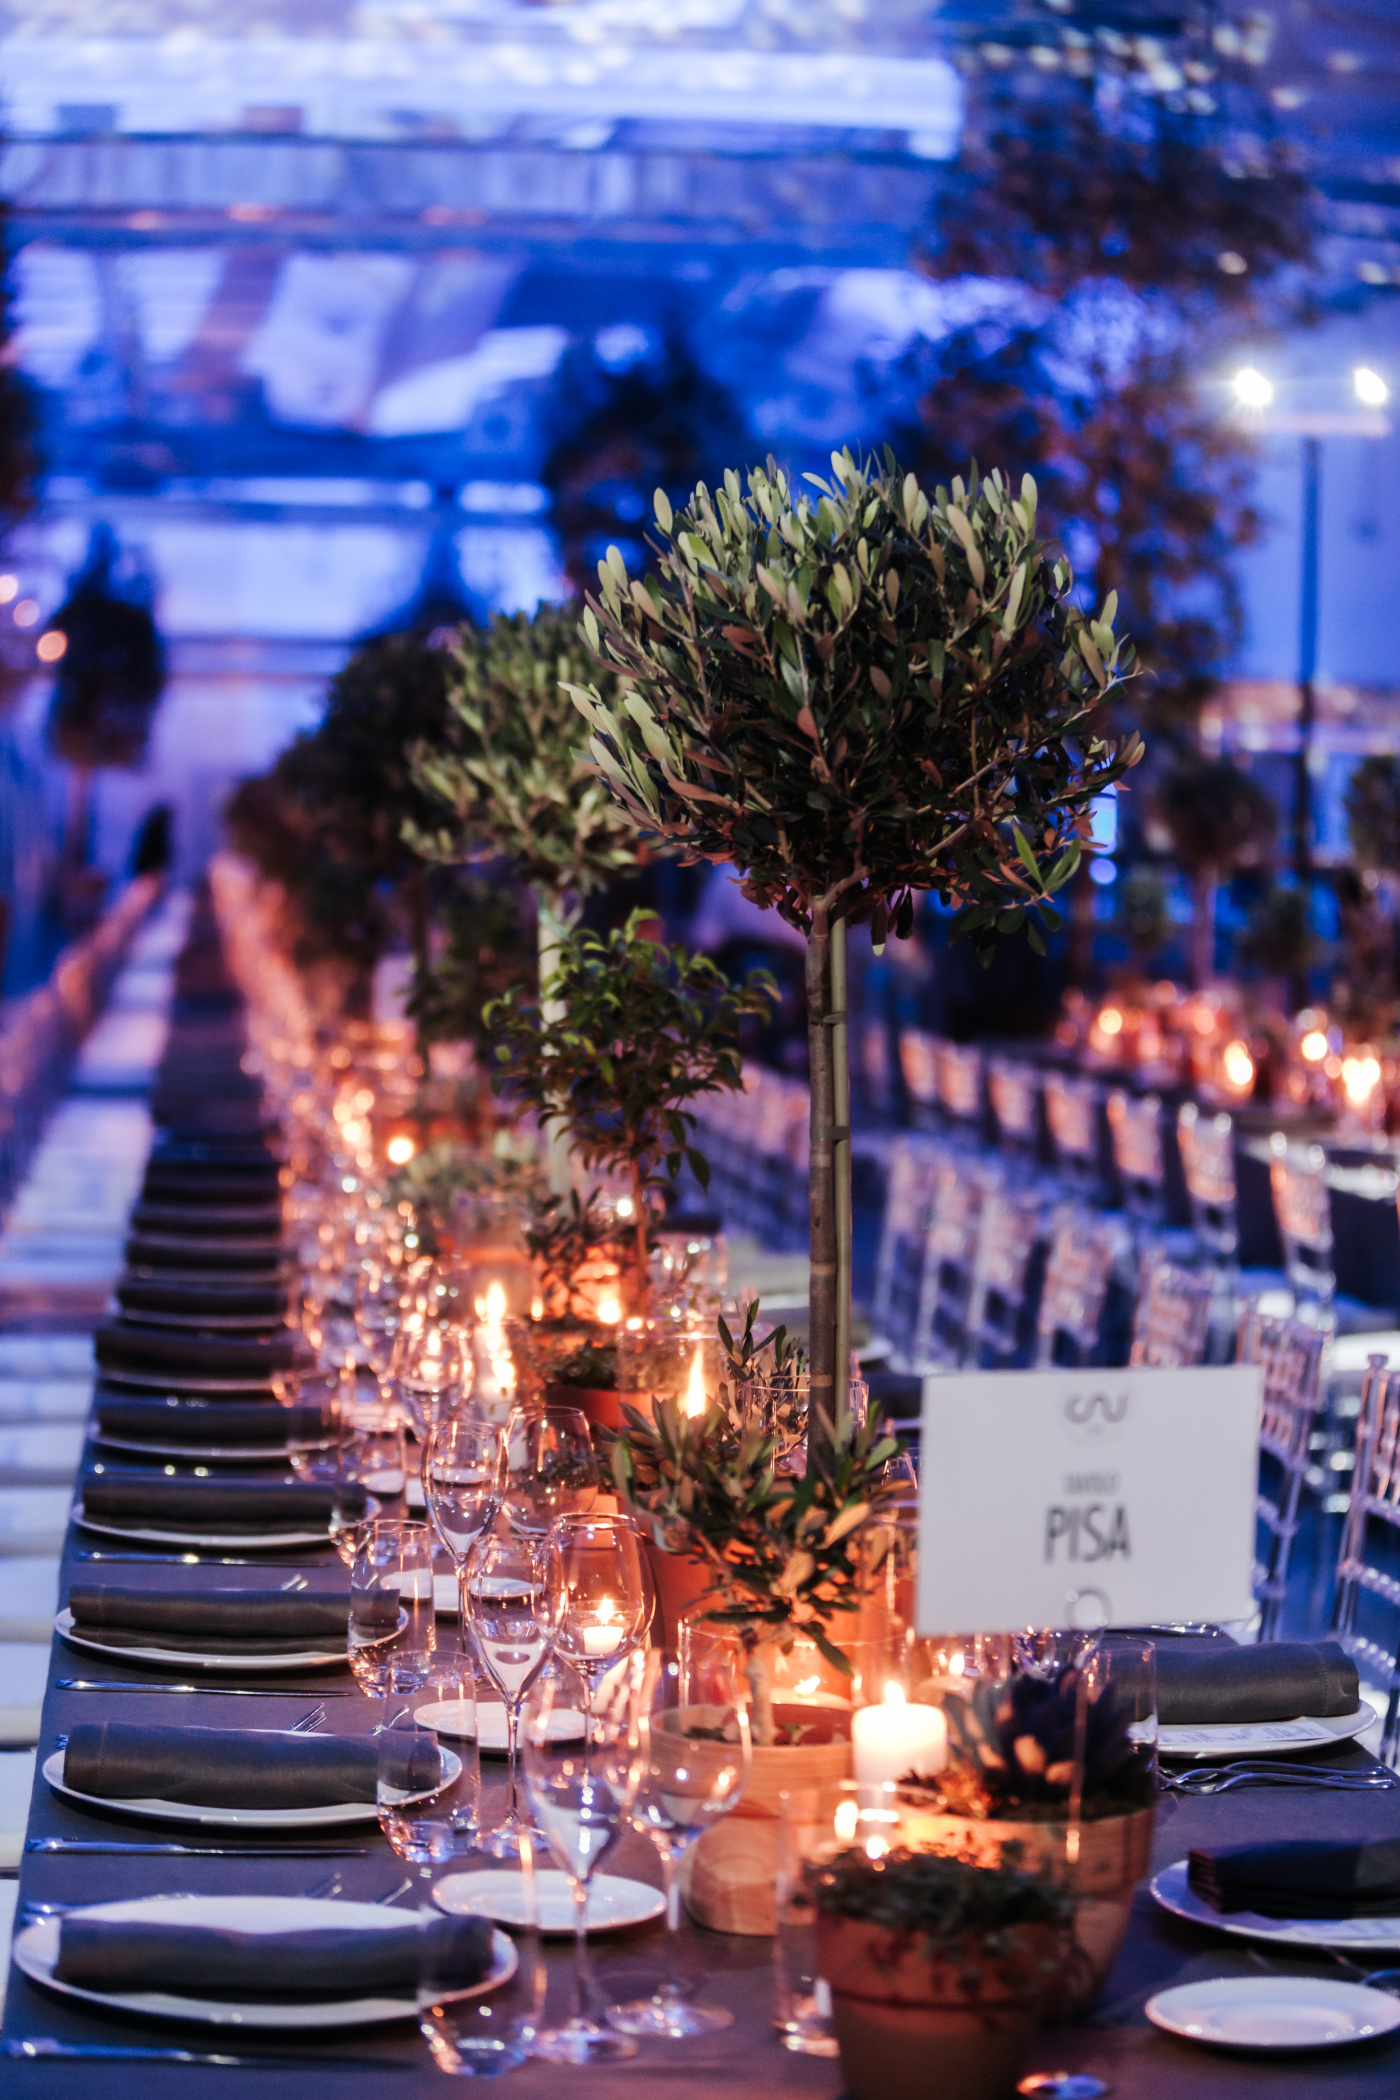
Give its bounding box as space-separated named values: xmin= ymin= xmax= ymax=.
xmin=902 ymin=1659 xmax=1155 ymax=2016
xmin=810 ymin=1843 xmax=1072 ymax=2100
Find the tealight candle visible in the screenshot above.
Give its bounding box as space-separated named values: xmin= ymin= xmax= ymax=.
xmin=581 ymin=1596 xmax=623 ymax=1658
xmin=851 ymin=1683 xmax=947 ymax=1788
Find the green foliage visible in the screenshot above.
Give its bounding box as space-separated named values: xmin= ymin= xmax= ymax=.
xmin=807 ymin=1844 xmax=1073 ymax=1950
xmin=1346 ymin=756 xmax=1400 ymax=875
xmin=1150 ymin=757 xmax=1277 ymax=876
xmin=571 ymin=449 xmax=1140 ymax=957
xmin=406 ymin=875 xmax=533 ymax=1053
xmin=224 ymin=770 xmax=387 ymax=982
xmin=938 ymin=1669 xmax=1151 ymax=1824
xmin=1239 ymin=884 xmax=1314 ymax=979
xmin=406 ymin=606 xmax=644 ymax=905
xmin=486 ymin=909 xmax=776 ymax=1208
xmin=46 ymin=526 xmax=166 ymax=773
xmin=609 ymin=1381 xmax=897 ymax=1670
xmin=524 ymin=1188 xmax=630 ymax=1319
xmin=552 ymin=1340 xmax=621 ymax=1390
xmin=388 ymin=1132 xmax=540 ymax=1247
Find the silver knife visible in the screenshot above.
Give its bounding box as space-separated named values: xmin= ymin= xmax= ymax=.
xmin=55 ymin=1680 xmax=359 ymax=1696
xmin=28 ymin=1839 xmax=371 ymax=1856
xmin=5 ymin=2039 xmax=418 ymax=2068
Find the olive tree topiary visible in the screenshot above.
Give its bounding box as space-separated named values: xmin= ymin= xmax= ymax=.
xmin=570 ymin=449 xmax=1140 ymax=1442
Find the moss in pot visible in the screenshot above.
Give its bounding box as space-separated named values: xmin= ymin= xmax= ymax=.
xmin=809 ymin=1843 xmax=1072 ymax=2100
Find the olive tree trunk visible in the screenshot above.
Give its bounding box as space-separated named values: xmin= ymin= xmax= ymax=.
xmin=537 ymin=890 xmax=574 ymax=1198
xmin=806 ymin=906 xmax=852 ymax=1461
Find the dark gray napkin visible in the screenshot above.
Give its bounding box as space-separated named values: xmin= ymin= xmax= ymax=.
xmin=130 ymin=1202 xmax=284 ymax=1238
xmin=95 ymin=1322 xmax=298 ymax=1377
xmin=65 ymin=1581 xmax=377 ymax=1655
xmin=1189 ymin=1836 xmax=1400 ymax=1918
xmin=80 ymin=1472 xmax=366 ymax=1532
xmin=94 ymin=1397 xmax=332 ymax=1446
xmin=1152 ymin=1639 xmax=1359 ymax=1725
xmin=62 ymin=1720 xmax=439 ymax=1807
xmin=124 ymin=1233 xmax=286 ymax=1276
xmin=54 ymin=1911 xmax=491 ymax=1999
xmin=117 ymin=1280 xmax=290 ymax=1321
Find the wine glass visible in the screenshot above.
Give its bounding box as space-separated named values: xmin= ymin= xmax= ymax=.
xmin=520 ymin=1662 xmax=643 ymax=2064
xmin=463 ymin=1529 xmax=549 ymax=1858
xmin=348 ymin=1518 xmax=436 ymax=1699
xmin=355 ymin=1261 xmax=409 ymax=1386
xmin=610 ymin=1649 xmax=750 ymax=2037
xmin=540 ymin=1512 xmax=650 ymax=1698
xmin=394 ymin=1323 xmax=470 ymax=1440
xmin=423 ymin=1415 xmax=505 ymax=1574
xmin=502 ymin=1407 xmax=599 ymax=1539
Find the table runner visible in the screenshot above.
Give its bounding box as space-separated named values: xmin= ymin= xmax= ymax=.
xmin=5 ymin=896 xmax=1400 ymax=2097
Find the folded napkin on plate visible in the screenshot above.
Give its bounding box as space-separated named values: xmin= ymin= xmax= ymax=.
xmin=130 ymin=1202 xmax=284 ymax=1239
xmin=123 ymin=1234 xmax=285 ymax=1276
xmin=94 ymin=1397 xmax=331 ymax=1446
xmin=62 ymin=1720 xmax=440 ymax=1806
xmin=95 ymin=1322 xmax=299 ymax=1378
xmin=80 ymin=1472 xmax=365 ymax=1532
xmin=65 ymin=1581 xmax=378 ymax=1653
xmin=1189 ymin=1836 xmax=1400 ymax=1918
xmin=117 ymin=1280 xmax=290 ymax=1321
xmin=54 ymin=1910 xmax=491 ymax=1999
xmin=1151 ymin=1639 xmax=1359 ymax=1725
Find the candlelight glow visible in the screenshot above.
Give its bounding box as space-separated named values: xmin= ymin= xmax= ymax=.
xmin=882 ymin=1681 xmax=906 ymax=1708
xmin=531 ymin=1294 xmax=544 ymax=1321
xmin=597 ymin=1595 xmax=615 ymax=1626
xmin=386 ymin=1134 xmax=416 ymax=1165
xmin=615 ymin=1195 xmax=634 ymax=1219
xmin=597 ymin=1291 xmax=622 ymax=1325
xmin=1097 ymin=1006 xmax=1123 ymax=1037
xmin=1342 ymin=1053 xmax=1382 ymax=1106
xmin=1300 ymin=1030 xmax=1329 ymax=1063
xmin=793 ymin=1675 xmax=822 ymax=1696
xmin=948 ymin=1651 xmax=965 ymax=1679
xmin=1222 ymin=1039 xmax=1255 ymax=1091
xmin=684 ymin=1349 xmax=706 ymax=1417
xmin=833 ymin=1799 xmax=859 ymax=1843
xmin=484 ymin=1282 xmax=506 ymax=1326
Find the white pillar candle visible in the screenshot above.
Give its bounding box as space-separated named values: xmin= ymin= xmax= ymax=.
xmin=851 ymin=1684 xmax=947 ymax=1788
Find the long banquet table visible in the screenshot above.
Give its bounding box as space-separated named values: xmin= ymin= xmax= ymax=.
xmin=6 ymin=900 xmax=1400 ymax=2096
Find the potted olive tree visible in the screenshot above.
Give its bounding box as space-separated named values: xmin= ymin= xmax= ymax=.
xmin=406 ymin=605 xmax=650 ymax=1188
xmin=810 ymin=1843 xmax=1071 ymax=2100
xmin=571 ymin=453 xmax=1139 ymax=1443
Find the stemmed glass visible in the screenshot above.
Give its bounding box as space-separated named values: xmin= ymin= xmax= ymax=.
xmin=423 ymin=1415 xmax=505 ymax=1571
xmin=394 ymin=1324 xmax=471 ymax=1441
xmin=347 ymin=1519 xmax=436 ymax=1699
xmin=609 ymin=1650 xmax=750 ymax=2038
xmin=463 ymin=1529 xmax=550 ymax=1859
xmin=502 ymin=1407 xmax=599 ymax=1540
xmin=355 ymin=1262 xmax=409 ymax=1390
xmin=520 ymin=1662 xmax=643 ymax=2064
xmin=540 ymin=1513 xmax=650 ymax=1700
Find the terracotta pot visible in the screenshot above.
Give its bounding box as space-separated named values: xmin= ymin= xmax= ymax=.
xmin=641 ymin=1540 xmax=715 ymax=1651
xmin=897 ymin=1805 xmax=1155 ymax=2018
xmin=817 ymin=1915 xmax=1064 ymax=2100
xmin=542 ymin=1381 xmax=648 ymax=1434
xmin=679 ymin=1718 xmax=853 ymax=1937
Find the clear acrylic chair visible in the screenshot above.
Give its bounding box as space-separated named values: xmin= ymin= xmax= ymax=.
xmin=1240 ymin=1308 xmax=1327 ymax=1643
xmin=1042 ymin=1069 xmax=1103 ymax=1199
xmin=986 ymin=1056 xmax=1042 ymax=1160
xmin=1268 ymin=1135 xmax=1337 ymax=1331
xmin=963 ymin=1181 xmax=1045 ymax=1369
xmin=1176 ymin=1102 xmax=1241 ymax=1277
xmin=870 ymin=1135 xmax=944 ymax=1365
xmin=1129 ymin=1257 xmax=1214 ymax=1368
xmin=908 ymin=1154 xmax=989 ymax=1368
xmin=1332 ymin=1354 xmax=1400 ymax=1760
xmin=1106 ymin=1089 xmax=1167 ymax=1234
xmin=933 ymin=1040 xmax=983 ymax=1137
xmin=897 ymin=1029 xmax=939 ymax=1124
xmin=1033 ymin=1204 xmax=1123 ymax=1368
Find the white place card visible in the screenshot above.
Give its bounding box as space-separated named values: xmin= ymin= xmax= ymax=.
xmin=916 ymin=1364 xmax=1262 ymax=1632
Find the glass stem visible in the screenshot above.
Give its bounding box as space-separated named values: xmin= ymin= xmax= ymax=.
xmin=660 ymin=1843 xmax=684 ymax=2002
xmin=572 ymin=1877 xmax=591 ymax=2023
xmin=504 ymin=1699 xmax=519 ymax=1821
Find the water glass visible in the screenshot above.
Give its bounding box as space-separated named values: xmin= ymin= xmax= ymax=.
xmin=463 ymin=1529 xmax=549 ymax=1858
xmin=376 ymin=1674 xmax=480 ymax=1866
xmin=502 ymin=1406 xmax=598 ymax=1539
xmin=773 ymin=1787 xmax=841 ymax=2057
xmin=349 ymin=1518 xmax=436 ymax=1698
xmin=423 ymin=1416 xmax=505 ymax=1570
xmin=540 ymin=1512 xmax=650 ymax=1695
xmin=395 ymin=1324 xmax=471 ymax=1439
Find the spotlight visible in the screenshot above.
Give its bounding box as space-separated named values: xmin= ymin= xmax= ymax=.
xmin=1232 ymin=367 xmax=1274 ymax=410
xmin=1354 ymin=366 xmax=1390 ymax=408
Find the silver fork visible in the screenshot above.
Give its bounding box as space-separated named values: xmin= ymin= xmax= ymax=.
xmin=1162 ymin=1763 xmax=1396 ymax=1795
xmin=18 ymin=1867 xmax=393 ymax=1923
xmin=54 ymin=1701 xmax=327 ymax=1751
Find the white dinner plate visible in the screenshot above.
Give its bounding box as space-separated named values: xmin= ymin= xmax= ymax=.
xmin=41 ymin=1744 xmax=462 ymax=1829
xmin=12 ymin=1894 xmax=517 ymax=2029
xmin=1158 ymin=1704 xmax=1376 ymax=1761
xmin=1146 ymin=1975 xmax=1400 ymax=2051
xmin=71 ymin=1495 xmax=378 ymax=1550
xmin=55 ymin=1609 xmax=356 ymax=1674
xmin=92 ymin=1434 xmax=332 ymax=1463
xmin=435 ymin=1868 xmax=664 ymax=1936
xmin=414 ymin=1699 xmax=585 ymax=1751
xmin=1152 ymin=1861 xmax=1400 ymax=1952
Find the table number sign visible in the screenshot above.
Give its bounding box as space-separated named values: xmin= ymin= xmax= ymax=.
xmin=916 ymin=1363 xmax=1262 ymax=1632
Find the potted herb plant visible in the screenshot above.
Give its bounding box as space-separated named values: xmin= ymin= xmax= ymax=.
xmin=571 ymin=453 xmax=1139 ymax=1448
xmin=611 ymin=1377 xmax=898 ymax=1931
xmin=903 ymin=1657 xmax=1155 ymax=2016
xmin=810 ymin=1843 xmax=1072 ymax=2100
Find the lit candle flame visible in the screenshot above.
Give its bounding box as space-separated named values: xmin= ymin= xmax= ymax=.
xmin=598 ymin=1595 xmax=615 ymax=1626
xmin=484 ymin=1282 xmax=506 ymax=1326
xmin=684 ymin=1349 xmax=706 ymax=1418
xmin=386 ymin=1134 xmax=416 ymax=1165
xmin=530 ymin=1295 xmax=544 ymax=1321
xmin=597 ymin=1291 xmax=622 ymax=1326
xmin=1300 ymin=1029 xmax=1328 ymax=1063
xmin=1343 ymin=1053 xmax=1382 ymax=1107
xmin=882 ymin=1681 xmax=906 ymax=1708
xmin=1222 ymin=1039 xmax=1254 ymax=1091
